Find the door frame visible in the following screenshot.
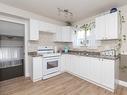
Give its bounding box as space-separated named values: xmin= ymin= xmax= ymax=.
xmin=0 ymin=14 xmax=29 ymax=77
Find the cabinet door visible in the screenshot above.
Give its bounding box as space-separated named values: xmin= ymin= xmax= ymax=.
xmin=30 ymin=19 xmax=39 ymax=40
xmin=32 ymin=57 xmax=42 ymax=81
xmin=53 ymin=26 xmax=62 ymax=42
xmin=60 ymin=55 xmax=66 ymax=72
xmin=78 ymin=56 xmax=90 ymax=79
xmin=95 ymin=15 xmax=106 ymax=40
xmin=89 ymin=57 xmax=101 ymax=83
xmin=101 ymin=59 xmax=115 ymax=89
xmin=69 ymin=55 xmax=75 ymax=73
xmin=65 ymin=54 xmax=71 ymax=72
xmin=72 ymin=55 xmax=80 ymax=75
xmin=62 ymin=26 xmax=72 ymax=42
xmin=105 ymin=12 xmax=118 ymax=39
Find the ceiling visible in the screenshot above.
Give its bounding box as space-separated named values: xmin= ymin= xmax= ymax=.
xmin=0 ymin=0 xmax=127 ymax=23
xmin=0 ymin=20 xmax=24 ymax=36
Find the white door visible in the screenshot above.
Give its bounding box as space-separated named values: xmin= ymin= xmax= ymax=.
xmin=89 ymin=57 xmax=101 ymax=83
xmin=72 ymin=55 xmax=80 ymax=75
xmin=62 ymin=26 xmax=72 ymax=42
xmin=78 ymin=56 xmax=90 ymax=79
xmin=60 ymin=55 xmax=66 ymax=72
xmin=69 ymin=55 xmax=75 ymax=73
xmin=105 ymin=12 xmax=118 ymax=39
xmin=54 ymin=26 xmax=62 ymax=41
xmin=95 ymin=15 xmax=106 ymax=40
xmin=65 ymin=54 xmax=71 ymax=72
xmin=32 ymin=57 xmax=42 ymax=81
xmin=101 ymin=59 xmax=115 ymax=89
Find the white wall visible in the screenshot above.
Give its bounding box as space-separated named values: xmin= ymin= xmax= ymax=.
xmin=0 ymin=2 xmax=65 ymax=25
xmin=119 ymin=5 xmax=127 ymax=55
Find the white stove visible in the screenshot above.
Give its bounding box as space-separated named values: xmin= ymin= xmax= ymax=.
xmin=37 ymin=46 xmax=60 ymax=57
xmin=37 ymin=46 xmax=61 ymax=79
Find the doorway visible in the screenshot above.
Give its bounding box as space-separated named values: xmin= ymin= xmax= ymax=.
xmin=0 ymin=20 xmax=26 ymax=81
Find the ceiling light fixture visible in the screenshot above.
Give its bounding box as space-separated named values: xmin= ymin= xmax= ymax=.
xmin=57 ymin=8 xmax=73 ymax=20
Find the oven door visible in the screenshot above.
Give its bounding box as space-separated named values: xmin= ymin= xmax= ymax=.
xmin=43 ymin=57 xmax=60 ymax=75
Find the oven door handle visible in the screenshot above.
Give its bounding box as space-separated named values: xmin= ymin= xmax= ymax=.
xmin=43 ymin=57 xmax=60 ymax=60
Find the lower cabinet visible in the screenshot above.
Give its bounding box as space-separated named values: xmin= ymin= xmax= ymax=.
xmin=30 ymin=57 xmax=43 ymax=82
xmin=101 ymin=59 xmax=115 ymax=89
xmin=60 ymin=54 xmax=66 ymax=72
xmin=61 ymin=54 xmax=118 ymax=92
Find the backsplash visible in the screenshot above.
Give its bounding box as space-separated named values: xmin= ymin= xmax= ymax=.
xmin=28 ymin=32 xmax=72 ymax=52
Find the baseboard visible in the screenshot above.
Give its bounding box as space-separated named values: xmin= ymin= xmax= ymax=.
xmin=119 ymin=80 xmax=127 ymax=87
xmin=67 ymin=71 xmax=114 ymax=92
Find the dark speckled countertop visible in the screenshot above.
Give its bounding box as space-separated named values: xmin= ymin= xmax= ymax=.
xmin=28 ymin=50 xmax=119 ymax=60
xmin=63 ymin=50 xmax=120 ymax=60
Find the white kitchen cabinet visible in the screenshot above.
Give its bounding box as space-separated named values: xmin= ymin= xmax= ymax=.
xmin=31 ymin=57 xmax=42 ymax=82
xmin=65 ymin=54 xmax=71 ymax=72
xmin=62 ymin=26 xmax=72 ymax=42
xmin=79 ymin=56 xmax=91 ymax=79
xmin=29 ymin=19 xmax=39 ymax=40
xmin=105 ymin=12 xmax=119 ymax=39
xmin=39 ymin=21 xmax=57 ymax=33
xmin=60 ymin=54 xmax=71 ymax=72
xmin=75 ymin=56 xmax=101 ymax=84
xmin=61 ymin=54 xmax=118 ymax=91
xmin=69 ymin=55 xmax=79 ymax=74
xmin=60 ymin=54 xmax=66 ymax=72
xmin=53 ymin=26 xmax=62 ymax=42
xmin=89 ymin=57 xmax=101 ymax=84
xmin=54 ymin=26 xmax=72 ymax=42
xmin=101 ymin=59 xmax=115 ymax=89
xmin=95 ymin=15 xmax=106 ymax=40
xmin=95 ymin=12 xmax=119 ymax=40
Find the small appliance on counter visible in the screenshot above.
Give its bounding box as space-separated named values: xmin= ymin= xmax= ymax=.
xmin=64 ymin=46 xmax=69 ymax=53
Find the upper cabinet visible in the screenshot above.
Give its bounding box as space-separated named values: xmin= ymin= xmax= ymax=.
xmin=29 ymin=19 xmax=40 ymax=40
xmin=62 ymin=26 xmax=72 ymax=42
xmin=39 ymin=21 xmax=57 ymax=33
xmin=95 ymin=12 xmax=119 ymax=40
xmin=53 ymin=26 xmax=62 ymax=42
xmin=54 ymin=26 xmax=73 ymax=42
xmin=29 ymin=19 xmax=60 ymax=40
xmin=29 ymin=19 xmax=73 ymax=42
